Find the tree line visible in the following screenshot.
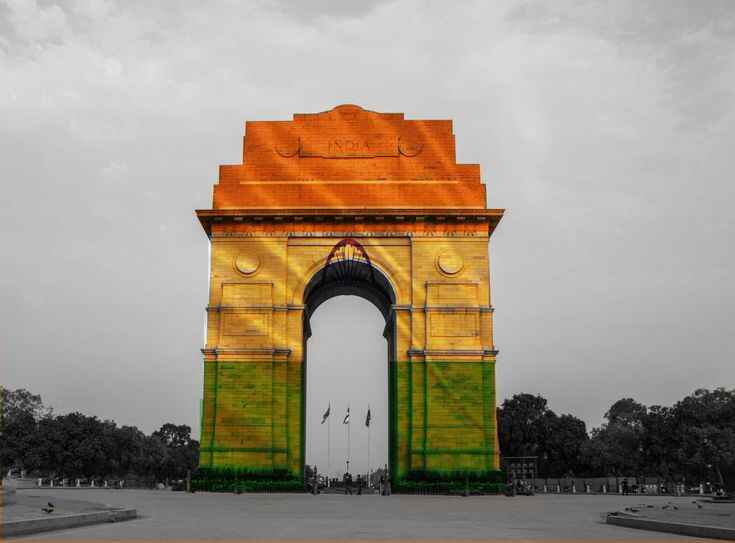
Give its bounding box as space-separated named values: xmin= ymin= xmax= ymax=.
xmin=498 ymin=388 xmax=735 ymax=489
xmin=2 ymin=386 xmax=733 ymax=489
xmin=0 ymin=387 xmax=198 ymax=484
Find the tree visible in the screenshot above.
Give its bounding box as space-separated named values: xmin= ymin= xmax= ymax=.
xmin=152 ymin=423 xmax=199 ymax=481
xmin=639 ymin=405 xmax=677 ymax=478
xmin=1 ymin=387 xmax=199 ymax=484
xmin=32 ymin=413 xmax=112 ymax=478
xmin=497 ymin=394 xmax=549 ymax=458
xmin=605 ymin=398 xmax=647 ymax=428
xmin=1 ymin=387 xmax=47 ymax=423
xmin=580 ymin=390 xmax=735 ymax=489
xmin=0 ymin=387 xmax=49 ymax=473
xmin=498 ymin=393 xmax=590 ymax=477
xmin=670 ymin=388 xmax=735 ymax=489
xmin=581 ymin=398 xmax=647 ymax=477
xmin=543 ymin=413 xmax=589 ymax=477
xmin=111 ymin=425 xmax=150 ymax=477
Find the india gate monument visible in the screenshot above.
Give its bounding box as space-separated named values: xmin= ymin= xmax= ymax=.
xmin=195 ymin=105 xmax=504 ymax=488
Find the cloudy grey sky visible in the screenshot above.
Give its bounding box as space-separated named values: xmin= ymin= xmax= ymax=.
xmin=2 ymin=0 xmax=734 ymax=473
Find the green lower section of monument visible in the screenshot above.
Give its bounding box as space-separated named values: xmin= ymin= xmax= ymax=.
xmin=395 ymin=470 xmax=505 ymax=494
xmin=191 ymin=467 xmax=303 ymax=493
xmin=199 ymin=359 xmax=498 ymax=489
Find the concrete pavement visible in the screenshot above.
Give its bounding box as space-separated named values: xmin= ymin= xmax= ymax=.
xmin=11 ymin=489 xmax=713 ymax=540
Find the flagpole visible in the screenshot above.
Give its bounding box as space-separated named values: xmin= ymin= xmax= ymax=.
xmin=367 ymin=404 xmax=371 ymax=485
xmin=327 ymin=403 xmax=331 ymax=480
xmin=347 ymin=404 xmax=351 ymax=473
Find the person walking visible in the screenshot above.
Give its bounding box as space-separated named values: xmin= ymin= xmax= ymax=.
xmin=343 ymin=472 xmax=353 ymax=495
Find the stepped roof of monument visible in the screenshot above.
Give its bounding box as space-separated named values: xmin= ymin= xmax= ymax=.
xmin=202 ymin=105 xmax=501 ymax=217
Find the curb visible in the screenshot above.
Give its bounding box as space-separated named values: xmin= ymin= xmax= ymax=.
xmin=606 ymin=512 xmax=735 ymax=540
xmin=1 ymin=508 xmax=137 ymax=538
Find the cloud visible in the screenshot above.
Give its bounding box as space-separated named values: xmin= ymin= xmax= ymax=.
xmin=268 ymin=0 xmax=396 ymax=22
xmin=506 ymin=0 xmax=735 ymax=130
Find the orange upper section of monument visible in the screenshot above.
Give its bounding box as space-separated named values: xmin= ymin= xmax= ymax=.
xmin=212 ymin=105 xmax=488 ymax=210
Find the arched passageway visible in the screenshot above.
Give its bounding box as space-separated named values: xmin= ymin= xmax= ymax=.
xmin=305 ymin=296 xmax=388 ymax=479
xmin=302 ymin=242 xmax=396 ymax=480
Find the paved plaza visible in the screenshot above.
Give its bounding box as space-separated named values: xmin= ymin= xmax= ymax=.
xmin=11 ymin=489 xmax=717 ymax=540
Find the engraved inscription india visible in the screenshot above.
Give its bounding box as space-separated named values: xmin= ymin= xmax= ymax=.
xmin=300 ymin=134 xmax=398 ymax=158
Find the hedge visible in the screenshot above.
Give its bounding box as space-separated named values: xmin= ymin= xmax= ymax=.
xmin=191 ymin=467 xmax=303 ymax=493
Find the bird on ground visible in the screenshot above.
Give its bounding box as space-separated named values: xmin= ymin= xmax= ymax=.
xmin=40 ymin=501 xmax=55 ymax=514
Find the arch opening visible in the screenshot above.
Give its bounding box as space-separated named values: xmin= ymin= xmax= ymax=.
xmin=302 ymin=248 xmax=397 ymax=483
xmin=303 ymin=257 xmax=396 ymax=336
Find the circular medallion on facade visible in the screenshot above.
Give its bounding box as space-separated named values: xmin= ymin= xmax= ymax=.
xmin=234 ymin=254 xmax=261 ymax=276
xmin=398 ymin=136 xmax=423 ymax=157
xmin=275 ymin=136 xmax=300 ymax=158
xmin=437 ymin=253 xmax=464 ymax=276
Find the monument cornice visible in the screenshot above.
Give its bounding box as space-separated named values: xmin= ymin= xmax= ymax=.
xmin=196 ymin=207 xmax=504 ymax=237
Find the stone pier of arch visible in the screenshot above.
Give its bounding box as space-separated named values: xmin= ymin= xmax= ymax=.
xmin=194 ymin=105 xmax=505 ymax=490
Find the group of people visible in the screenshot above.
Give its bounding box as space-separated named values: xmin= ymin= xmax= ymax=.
xmin=340 ymin=471 xmax=392 ymax=496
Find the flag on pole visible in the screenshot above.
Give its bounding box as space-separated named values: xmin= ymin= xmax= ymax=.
xmin=321 ymin=404 xmax=330 ymax=424
xmin=365 ymin=407 xmax=371 ymax=427
xmin=342 ymin=407 xmax=350 ymax=424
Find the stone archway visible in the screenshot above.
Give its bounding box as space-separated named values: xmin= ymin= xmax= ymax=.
xmin=195 ymin=105 xmax=504 ymax=489
xmin=301 ymin=238 xmax=397 ymax=478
